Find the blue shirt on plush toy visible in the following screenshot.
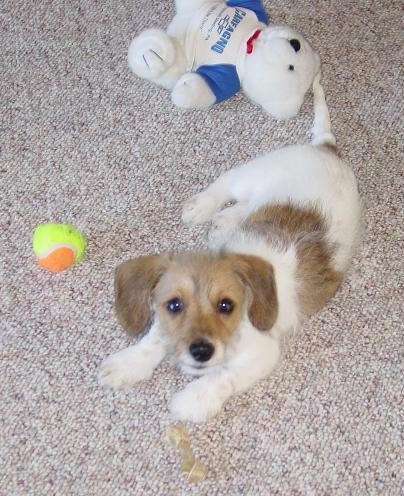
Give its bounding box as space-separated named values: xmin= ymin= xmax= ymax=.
xmin=184 ymin=0 xmax=269 ymax=102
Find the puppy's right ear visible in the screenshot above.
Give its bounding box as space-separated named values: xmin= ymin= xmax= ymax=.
xmin=114 ymin=254 xmax=171 ymax=335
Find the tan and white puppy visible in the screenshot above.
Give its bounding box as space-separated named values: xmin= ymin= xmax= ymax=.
xmin=99 ymin=76 xmax=361 ymax=422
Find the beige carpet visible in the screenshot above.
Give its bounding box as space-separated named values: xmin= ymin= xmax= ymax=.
xmin=1 ymin=0 xmax=403 ymax=494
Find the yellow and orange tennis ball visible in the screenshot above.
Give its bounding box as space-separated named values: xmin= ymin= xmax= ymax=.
xmin=32 ymin=223 xmax=86 ymax=272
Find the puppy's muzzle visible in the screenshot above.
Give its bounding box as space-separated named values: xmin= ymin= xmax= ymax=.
xmin=189 ymin=340 xmax=214 ymax=362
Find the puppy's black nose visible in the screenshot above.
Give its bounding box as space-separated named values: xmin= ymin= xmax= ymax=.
xmin=189 ymin=340 xmax=214 ymax=362
xmin=289 ymin=39 xmax=301 ymax=52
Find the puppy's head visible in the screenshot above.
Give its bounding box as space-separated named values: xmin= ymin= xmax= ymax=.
xmin=115 ymin=251 xmax=278 ymax=375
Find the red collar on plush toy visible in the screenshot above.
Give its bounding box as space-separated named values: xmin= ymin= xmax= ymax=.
xmin=246 ymin=30 xmax=261 ymax=54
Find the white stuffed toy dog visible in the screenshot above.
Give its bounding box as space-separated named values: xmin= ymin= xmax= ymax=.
xmin=128 ymin=0 xmax=320 ymax=119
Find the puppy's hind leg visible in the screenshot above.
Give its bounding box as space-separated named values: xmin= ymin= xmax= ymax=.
xmin=182 ymin=169 xmax=237 ymax=226
xmin=208 ymin=202 xmax=249 ymax=248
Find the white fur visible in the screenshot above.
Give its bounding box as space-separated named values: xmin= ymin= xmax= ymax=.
xmin=311 ymin=72 xmax=336 ymax=146
xmin=98 ymin=322 xmax=168 ymax=389
xmin=127 ymin=1 xmax=320 ymax=119
xmin=183 ymin=143 xmax=361 ymax=272
xmin=170 ymin=318 xmax=280 ymax=422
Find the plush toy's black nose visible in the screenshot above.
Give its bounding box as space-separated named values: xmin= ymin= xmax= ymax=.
xmin=289 ymin=39 xmax=301 ymax=52
xmin=189 ymin=340 xmax=214 ymax=362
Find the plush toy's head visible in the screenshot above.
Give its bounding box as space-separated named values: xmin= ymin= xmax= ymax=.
xmin=242 ymin=26 xmax=320 ymax=120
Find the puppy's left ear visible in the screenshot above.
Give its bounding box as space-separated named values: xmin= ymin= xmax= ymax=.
xmin=227 ymin=253 xmax=278 ymax=331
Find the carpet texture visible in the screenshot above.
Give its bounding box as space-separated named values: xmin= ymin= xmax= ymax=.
xmin=1 ymin=0 xmax=403 ymax=494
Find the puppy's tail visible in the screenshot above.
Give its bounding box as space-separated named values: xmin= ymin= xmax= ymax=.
xmin=311 ymin=73 xmax=336 ymax=147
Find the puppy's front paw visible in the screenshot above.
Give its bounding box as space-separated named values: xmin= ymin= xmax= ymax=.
xmin=98 ymin=347 xmax=155 ymax=390
xmin=182 ymin=192 xmax=218 ymax=225
xmin=170 ymin=382 xmax=224 ymax=423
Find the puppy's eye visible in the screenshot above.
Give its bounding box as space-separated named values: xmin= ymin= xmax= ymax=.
xmin=217 ymin=298 xmax=234 ymax=314
xmin=288 ymin=65 xmax=294 ymax=71
xmin=166 ymin=298 xmax=183 ymax=314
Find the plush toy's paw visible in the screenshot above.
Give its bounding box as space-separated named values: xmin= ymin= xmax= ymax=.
xmin=182 ymin=192 xmax=219 ymax=225
xmin=170 ymin=381 xmax=224 ymax=423
xmin=171 ymin=73 xmax=216 ymax=109
xmin=128 ymin=29 xmax=175 ymax=80
xmin=98 ymin=347 xmax=155 ymax=389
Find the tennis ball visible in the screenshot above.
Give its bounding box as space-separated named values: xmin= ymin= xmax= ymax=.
xmin=33 ymin=223 xmax=86 ymax=272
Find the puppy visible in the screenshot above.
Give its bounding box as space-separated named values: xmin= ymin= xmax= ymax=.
xmin=99 ymin=76 xmax=361 ymax=422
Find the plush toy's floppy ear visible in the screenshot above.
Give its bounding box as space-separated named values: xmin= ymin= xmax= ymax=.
xmin=114 ymin=254 xmax=171 ymax=335
xmin=226 ymin=253 xmax=278 ymax=330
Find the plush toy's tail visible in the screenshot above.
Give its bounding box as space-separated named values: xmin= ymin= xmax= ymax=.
xmin=311 ymin=73 xmax=336 ymax=147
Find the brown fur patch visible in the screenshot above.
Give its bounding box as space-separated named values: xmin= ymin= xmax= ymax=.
xmin=296 ymin=235 xmax=343 ymax=316
xmin=243 ymin=203 xmax=324 ymax=248
xmin=115 ymin=254 xmax=172 ymax=335
xmin=242 ymin=203 xmax=343 ymax=317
